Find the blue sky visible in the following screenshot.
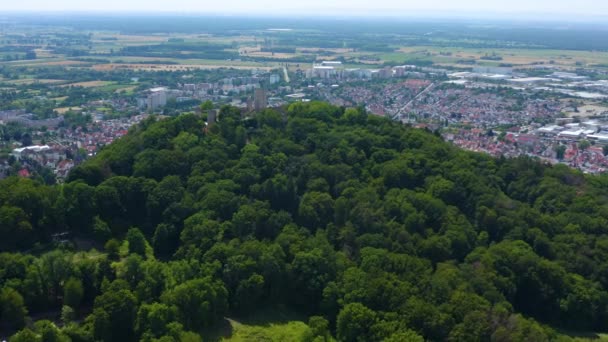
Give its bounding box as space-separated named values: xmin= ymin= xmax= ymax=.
xmin=2 ymin=0 xmax=608 ymax=18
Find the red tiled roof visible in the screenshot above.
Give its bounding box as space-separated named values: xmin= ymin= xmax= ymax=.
xmin=18 ymin=169 xmax=30 ymax=178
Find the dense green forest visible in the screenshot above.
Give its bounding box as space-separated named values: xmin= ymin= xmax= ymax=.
xmin=3 ymin=102 xmax=608 ymax=341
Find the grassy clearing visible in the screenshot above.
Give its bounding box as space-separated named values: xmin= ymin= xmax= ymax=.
xmin=96 ymin=83 xmax=136 ymax=92
xmin=558 ymin=330 xmax=608 ymax=341
xmin=200 ymin=307 xmax=313 ymax=342
xmin=113 ymin=85 xmax=138 ymax=95
xmin=222 ymin=319 xmax=310 ymax=342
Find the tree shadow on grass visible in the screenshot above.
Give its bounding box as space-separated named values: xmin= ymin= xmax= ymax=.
xmin=201 ymin=318 xmax=234 ymax=342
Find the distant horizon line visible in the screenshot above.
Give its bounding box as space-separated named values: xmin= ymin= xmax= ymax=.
xmin=0 ymin=10 xmax=607 ymax=23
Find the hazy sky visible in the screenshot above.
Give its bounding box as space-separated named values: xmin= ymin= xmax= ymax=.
xmin=2 ymin=0 xmax=608 ymax=18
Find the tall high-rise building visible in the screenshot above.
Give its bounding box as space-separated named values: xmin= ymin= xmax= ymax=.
xmin=144 ymin=87 xmax=167 ymax=111
xmin=207 ymin=109 xmax=218 ymax=125
xmin=269 ymin=74 xmax=281 ymax=85
xmin=254 ymin=88 xmax=267 ymax=111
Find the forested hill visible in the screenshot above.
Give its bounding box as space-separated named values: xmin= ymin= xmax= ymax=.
xmin=3 ymin=102 xmax=608 ymax=341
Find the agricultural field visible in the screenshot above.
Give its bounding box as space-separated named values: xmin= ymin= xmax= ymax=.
xmin=3 ymin=13 xmax=608 ymax=342
xmin=0 ymin=15 xmax=607 ymax=97
xmin=54 ymin=106 xmax=82 ymax=114
xmin=3 ymin=78 xmax=65 ymax=85
xmin=61 ymin=81 xmax=113 ymax=88
xmin=389 ymin=46 xmax=608 ymax=68
xmin=564 ymin=103 xmax=608 ymax=118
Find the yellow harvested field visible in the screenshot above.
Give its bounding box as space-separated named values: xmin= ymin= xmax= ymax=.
xmin=33 ymin=49 xmax=55 ymax=58
xmin=238 ymin=47 xmax=297 ymax=59
xmin=7 ymin=79 xmax=65 ymax=85
xmin=55 ymin=107 xmax=82 ymax=114
xmin=396 ymin=46 xmax=608 ymax=67
xmin=46 ymin=60 xmax=89 ymax=66
xmin=565 ymin=104 xmax=608 ymax=118
xmin=15 ymin=60 xmax=89 ymax=67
